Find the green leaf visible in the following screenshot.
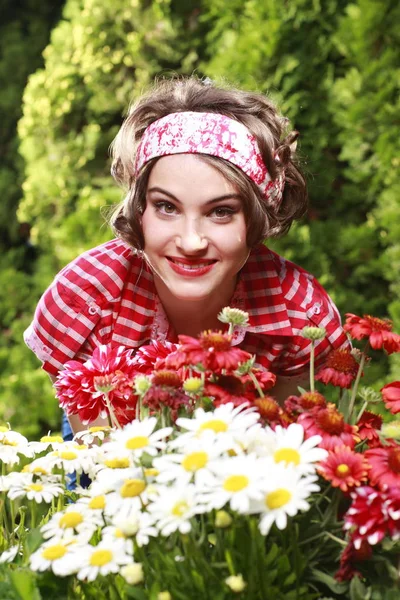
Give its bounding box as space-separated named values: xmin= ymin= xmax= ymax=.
xmin=125 ymin=587 xmax=148 ymax=600
xmin=350 ymin=577 xmax=371 ymax=600
xmin=9 ymin=569 xmax=42 ymax=600
xmin=309 ymin=569 xmax=348 ymax=594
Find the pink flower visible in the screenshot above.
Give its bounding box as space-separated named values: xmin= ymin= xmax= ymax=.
xmin=357 ymin=411 xmax=382 ymax=448
xmin=365 ymin=442 xmax=400 ymax=489
xmin=343 ymin=486 xmax=387 ymax=549
xmin=381 ymin=381 xmax=400 ymax=414
xmin=318 ymin=445 xmax=369 ymax=492
xmin=316 ymin=349 xmax=360 ymax=389
xmin=132 ymin=340 xmax=178 ymax=373
xmin=297 ymin=404 xmax=359 ymax=450
xmin=344 ymin=313 xmax=400 ymax=354
xmin=55 ymin=345 xmax=138 ymax=425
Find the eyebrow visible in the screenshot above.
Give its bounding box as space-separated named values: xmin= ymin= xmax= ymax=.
xmin=147 ymin=186 xmax=242 ymax=206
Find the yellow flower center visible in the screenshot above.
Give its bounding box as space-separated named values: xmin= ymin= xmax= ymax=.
xmin=104 ymin=457 xmax=130 ymax=469
xmin=115 ymin=528 xmax=125 ymax=538
xmin=2 ymin=438 xmax=17 ymax=447
xmin=74 ymin=444 xmax=88 ymax=451
xmin=125 ymin=436 xmax=149 ymax=450
xmin=28 ymin=483 xmax=43 ymax=492
xmin=336 ymin=464 xmax=351 ymax=476
xmin=89 ymin=495 xmax=106 ymax=510
xmin=183 ymin=378 xmax=204 ymax=394
xmin=172 ymin=501 xmax=189 ymax=517
xmin=120 ymin=479 xmax=146 ymax=498
xmin=59 ymin=512 xmax=84 ymax=528
xmin=274 ymin=448 xmax=301 ymax=466
xmin=40 ymin=435 xmax=63 ymax=443
xmin=59 ymin=451 xmax=78 ymax=460
xmin=90 ymin=549 xmax=113 ymax=566
xmin=199 ymin=419 xmax=228 ymax=434
xmin=0 ymin=426 xmax=9 ymax=432
xmin=182 ymin=451 xmax=208 ymax=472
xmin=265 ymin=489 xmax=292 ymax=510
xmin=42 ymin=544 xmax=67 ymax=561
xmin=88 ymin=426 xmax=111 ymax=433
xmin=223 ymin=475 xmax=249 ymax=492
xmin=144 ymin=467 xmax=159 ymax=477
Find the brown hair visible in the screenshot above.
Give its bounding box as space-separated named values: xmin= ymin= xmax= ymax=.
xmin=109 ymin=76 xmax=308 ymax=249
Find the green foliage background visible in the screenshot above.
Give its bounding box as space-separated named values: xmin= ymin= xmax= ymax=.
xmin=1 ymin=0 xmax=399 ymax=436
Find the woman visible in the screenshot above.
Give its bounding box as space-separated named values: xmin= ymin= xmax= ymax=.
xmin=24 ymin=77 xmax=348 ymax=438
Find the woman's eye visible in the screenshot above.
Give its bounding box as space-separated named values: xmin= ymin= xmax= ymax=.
xmin=211 ymin=207 xmax=235 ymax=219
xmin=154 ymin=201 xmax=177 ymax=215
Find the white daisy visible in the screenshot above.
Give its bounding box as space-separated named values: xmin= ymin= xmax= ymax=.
xmin=41 ymin=504 xmax=103 ymax=542
xmin=8 ymin=479 xmax=64 ymax=503
xmin=0 ymin=545 xmax=19 ymax=563
xmin=108 ymin=417 xmax=172 ymax=459
xmin=73 ymin=425 xmax=112 ymax=446
xmin=28 ymin=434 xmax=65 ymax=454
xmin=29 ymin=538 xmax=82 ymax=576
xmin=46 ymin=443 xmax=96 ymax=476
xmin=75 ymin=539 xmax=132 ymax=582
xmin=197 ymin=454 xmax=268 ymax=513
xmin=101 ymin=525 xmax=134 ymax=555
xmin=146 ymin=484 xmax=205 ymax=536
xmin=248 ymin=464 xmax=320 ymax=535
xmin=0 ymin=431 xmax=34 ymax=465
xmin=0 ymin=471 xmax=33 ymax=492
xmin=267 ymin=423 xmax=328 ymax=474
xmin=175 ymin=403 xmax=259 ymax=447
xmin=103 ymin=469 xmax=149 ymax=520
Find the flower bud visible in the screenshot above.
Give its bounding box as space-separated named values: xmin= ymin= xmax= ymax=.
xmin=301 ymin=326 xmax=326 ymax=341
xmin=215 ymin=510 xmax=233 ymax=528
xmin=134 ymin=375 xmax=151 ymax=396
xmin=382 ymin=421 xmax=400 ymax=440
xmin=218 ymin=307 xmax=249 ymax=327
xmin=225 ymin=574 xmax=247 ymax=593
xmin=183 ymin=377 xmax=204 ymax=394
xmin=158 ymin=593 xmax=172 ymax=600
xmin=120 ymin=562 xmax=144 ymax=585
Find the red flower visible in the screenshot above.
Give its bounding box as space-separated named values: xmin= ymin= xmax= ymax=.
xmin=344 ymin=313 xmax=400 ymax=354
xmin=357 ymin=411 xmax=382 ymax=448
xmin=315 ymin=349 xmax=360 ymax=389
xmin=343 ymin=486 xmax=388 ymax=549
xmin=203 ymin=374 xmax=255 ymax=408
xmin=142 ymin=386 xmax=191 ymax=421
xmin=381 ymin=381 xmax=400 ymax=414
xmin=165 ymin=331 xmax=252 ymax=373
xmin=297 ymin=404 xmax=359 ymax=450
xmin=365 ymin=441 xmax=400 ymax=489
xmin=253 ymin=396 xmax=281 ymax=422
xmin=132 ymin=341 xmax=178 ymax=373
xmin=335 ymin=536 xmax=372 ymax=582
xmin=239 ymin=369 xmax=276 ymax=391
xmin=318 ymin=445 xmax=369 ymax=492
xmin=284 ymin=391 xmax=327 ymax=415
xmin=55 ymin=345 xmax=138 ymax=425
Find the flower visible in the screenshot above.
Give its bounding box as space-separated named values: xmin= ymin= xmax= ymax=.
xmin=0 ymin=545 xmax=19 ymax=564
xmin=120 ymin=562 xmax=144 ymax=585
xmin=335 ymin=536 xmax=372 ymax=581
xmin=357 ymin=411 xmax=382 ymax=447
xmin=318 ymin=446 xmax=369 ymax=492
xmin=132 ymin=340 xmax=178 ymax=373
xmin=74 ymin=540 xmax=132 ymax=582
xmin=365 ymin=442 xmax=400 ymax=489
xmin=7 ymin=478 xmax=64 ymax=503
xmin=147 ymin=484 xmax=204 ymax=536
xmin=253 ymin=396 xmax=281 ymax=421
xmin=142 ymin=385 xmax=191 ymax=418
xmin=316 ymin=349 xmax=360 ymax=389
xmin=269 ymin=423 xmax=328 ymax=474
xmin=343 ymin=486 xmax=388 ymax=549
xmin=29 ymin=434 xmax=64 ymax=454
xmin=381 ymin=381 xmax=400 ymax=414
xmin=298 ymin=404 xmax=359 ymax=450
xmin=225 ymin=574 xmax=247 ymax=592
xmin=29 ymin=538 xmax=81 ymax=576
xmin=55 ymin=345 xmax=139 ymax=425
xmin=301 ymin=326 xmax=326 ymax=341
xmin=249 ymin=465 xmax=319 ymax=535
xmin=165 ymin=331 xmax=252 ymax=373
xmin=73 ymin=426 xmax=112 ymax=445
xmin=215 ymin=510 xmax=233 ymax=528
xmin=344 ymin=313 xmax=400 ymax=354
xmin=218 ymin=307 xmax=249 ymax=328
xmin=108 ymin=417 xmax=172 ymax=459
xmin=40 ymin=504 xmax=103 ymax=541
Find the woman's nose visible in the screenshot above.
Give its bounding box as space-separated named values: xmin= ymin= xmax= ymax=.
xmin=175 ymin=221 xmax=208 ymax=253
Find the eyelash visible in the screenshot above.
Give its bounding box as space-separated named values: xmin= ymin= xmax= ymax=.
xmin=153 ymin=201 xmax=236 ymax=220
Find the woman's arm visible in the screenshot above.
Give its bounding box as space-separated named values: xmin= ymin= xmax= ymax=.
xmin=49 ymin=374 xmax=110 ymax=436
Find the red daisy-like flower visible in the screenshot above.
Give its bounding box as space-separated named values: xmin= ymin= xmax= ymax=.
xmin=253 ymin=396 xmax=281 ymax=422
xmin=55 ymin=345 xmax=138 ymax=425
xmin=381 ymin=381 xmax=400 ymax=414
xmin=132 ymin=341 xmax=178 ymax=373
xmin=142 ymin=385 xmax=191 ymax=421
xmin=165 ymin=331 xmax=252 ymax=373
xmin=318 ymin=445 xmax=369 ymax=492
xmin=344 ymin=313 xmax=400 ymax=354
xmin=335 ymin=536 xmax=372 ymax=582
xmin=298 ymin=403 xmax=359 ymax=451
xmin=284 ymin=391 xmax=327 ymax=415
xmin=357 ymin=410 xmax=382 ymax=448
xmin=239 ymin=369 xmax=276 ymax=391
xmin=365 ymin=441 xmax=400 ymax=490
xmin=385 ymin=486 xmax=400 ymax=539
xmin=343 ymin=486 xmax=388 ymax=549
xmin=315 ymin=349 xmax=360 ymax=389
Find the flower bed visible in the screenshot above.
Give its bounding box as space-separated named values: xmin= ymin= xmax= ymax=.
xmin=1 ymin=309 xmax=400 ymax=599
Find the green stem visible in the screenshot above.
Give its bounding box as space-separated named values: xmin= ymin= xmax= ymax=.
xmin=103 ymin=392 xmax=122 ymax=429
xmin=309 ymin=341 xmax=315 ymax=392
xmin=348 ymin=352 xmax=366 ymax=423
xmin=356 ymin=400 xmax=369 ymax=424
xmin=248 ymin=371 xmax=264 ymax=398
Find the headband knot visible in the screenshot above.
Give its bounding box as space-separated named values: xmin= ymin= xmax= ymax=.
xmin=135 ymin=111 xmax=285 ymax=210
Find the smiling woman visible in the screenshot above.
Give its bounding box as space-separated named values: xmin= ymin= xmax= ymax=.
xmin=24 ymin=76 xmax=349 ymax=437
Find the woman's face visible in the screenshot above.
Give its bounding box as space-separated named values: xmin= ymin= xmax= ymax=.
xmin=141 ymin=154 xmax=249 ymax=305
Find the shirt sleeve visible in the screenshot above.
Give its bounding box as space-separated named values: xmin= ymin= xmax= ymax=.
xmin=276 ymin=277 xmax=350 ymax=377
xmin=24 ymin=278 xmax=104 ymax=376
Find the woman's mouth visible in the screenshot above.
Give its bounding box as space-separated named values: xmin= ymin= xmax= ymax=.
xmin=167 ymin=257 xmax=217 ymax=277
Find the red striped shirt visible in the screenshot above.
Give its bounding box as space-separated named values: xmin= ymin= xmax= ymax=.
xmin=24 ymin=239 xmax=349 ymax=377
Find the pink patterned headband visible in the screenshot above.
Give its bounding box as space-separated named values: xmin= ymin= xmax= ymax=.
xmin=134 ymin=111 xmax=285 ymax=210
